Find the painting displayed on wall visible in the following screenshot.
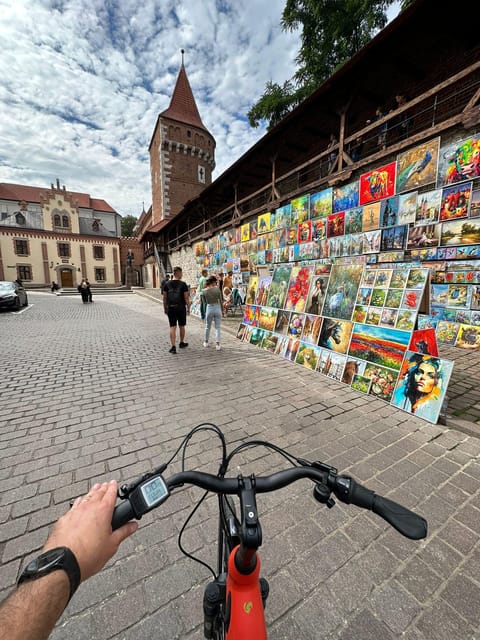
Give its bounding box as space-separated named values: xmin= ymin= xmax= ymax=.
xmin=351 ymin=374 xmax=372 ymax=394
xmin=266 ymin=267 xmax=292 ymax=308
xmin=305 ymin=275 xmax=329 ymax=315
xmin=272 ymin=204 xmax=291 ymax=230
xmin=359 ymin=161 xmax=396 ymax=205
xmin=312 ymin=219 xmax=327 ymax=241
xmin=301 ymin=314 xmax=323 ymax=345
xmin=345 ymin=207 xmax=363 ymax=234
xmin=249 ymin=327 xmax=265 ymax=346
xmin=398 ymin=192 xmax=418 ymax=225
xmin=258 ymin=307 xmax=278 ymax=332
xmin=348 ymin=323 xmax=410 ymax=370
xmin=439 ymin=182 xmax=472 ymax=221
xmin=362 ymin=202 xmax=381 ymax=231
xmin=381 ymin=225 xmax=408 ymax=251
xmin=391 ymin=351 xmax=454 ymax=423
xmin=310 ymin=188 xmax=333 ymax=219
xmin=440 ymin=219 xmax=480 ymax=246
xmin=283 ymin=337 xmax=301 ymax=362
xmin=437 ymin=134 xmax=480 ymax=186
xmin=332 ymin=180 xmax=360 ymax=212
xmin=317 ymin=349 xmax=346 ymax=381
xmin=409 ymin=328 xmax=439 ymax=356
xmin=255 ymin=275 xmax=272 ymax=306
xmin=257 ymin=212 xmax=271 ymax=234
xmin=396 ymin=137 xmax=440 ymax=193
xmin=291 ymin=195 xmax=310 ymax=224
xmin=245 ymin=276 xmax=258 ymax=304
xmin=318 ymin=318 xmax=353 ymax=354
xmin=447 ymin=284 xmax=471 ymax=308
xmin=407 ymin=224 xmax=440 ymax=249
xmin=295 ymin=342 xmax=322 ymax=370
xmin=455 ymin=324 xmax=480 ymax=349
xmin=298 ymin=220 xmax=312 ymax=243
xmin=436 ymin=320 xmax=460 ymax=345
xmin=284 ymin=266 xmax=313 ymax=311
xmin=415 ymin=189 xmax=442 ymax=225
xmin=243 ymin=304 xmax=261 ymax=326
xmin=327 ymin=212 xmax=345 ymax=237
xmin=470 ymin=189 xmax=480 ymax=218
xmin=274 ymin=309 xmax=290 ymax=335
xmin=321 ymin=264 xmax=363 ymax=320
xmin=380 ymin=196 xmax=399 ymax=227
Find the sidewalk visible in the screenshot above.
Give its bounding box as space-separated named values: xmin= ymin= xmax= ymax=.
xmin=0 ymin=291 xmax=479 ymax=640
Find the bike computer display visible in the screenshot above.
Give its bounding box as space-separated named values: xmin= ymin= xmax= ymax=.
xmin=139 ymin=476 xmax=169 ymax=509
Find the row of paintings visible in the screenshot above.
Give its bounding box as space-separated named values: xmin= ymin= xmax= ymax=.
xmin=195 ymin=134 xmax=480 ymax=258
xmin=237 ymin=321 xmax=453 ymax=424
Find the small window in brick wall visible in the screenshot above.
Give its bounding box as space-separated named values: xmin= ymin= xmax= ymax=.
xmin=93 ymin=245 xmax=104 ymax=260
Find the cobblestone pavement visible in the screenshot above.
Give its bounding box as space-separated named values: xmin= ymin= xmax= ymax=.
xmin=1 ymin=291 xmax=480 ymax=640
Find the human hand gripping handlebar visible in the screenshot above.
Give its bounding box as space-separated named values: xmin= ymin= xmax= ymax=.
xmin=111 ymin=463 xmax=427 ymax=541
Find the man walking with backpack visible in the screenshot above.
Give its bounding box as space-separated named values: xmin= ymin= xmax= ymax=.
xmin=163 ymin=266 xmax=190 ymax=354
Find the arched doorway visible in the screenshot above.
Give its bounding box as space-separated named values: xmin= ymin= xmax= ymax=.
xmin=60 ymin=268 xmax=74 ymax=287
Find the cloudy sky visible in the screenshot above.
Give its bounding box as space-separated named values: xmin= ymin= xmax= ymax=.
xmin=0 ymin=0 xmax=303 ymax=217
xmin=0 ymin=1 xmax=400 ymax=219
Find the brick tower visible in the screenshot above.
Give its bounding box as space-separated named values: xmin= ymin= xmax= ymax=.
xmin=149 ymin=52 xmax=216 ymax=224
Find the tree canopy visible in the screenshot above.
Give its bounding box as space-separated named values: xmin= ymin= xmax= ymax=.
xmin=248 ymin=0 xmax=414 ymax=130
xmin=120 ymin=215 xmax=138 ymax=237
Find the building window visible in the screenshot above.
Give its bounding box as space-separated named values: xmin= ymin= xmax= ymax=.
xmin=95 ymin=268 xmax=105 ymax=281
xmin=198 ymin=165 xmax=206 ymax=184
xmin=93 ymin=245 xmax=104 ymax=260
xmin=53 ymin=214 xmax=61 ymax=227
xmin=14 ymin=239 xmax=29 ymax=256
xmin=187 ymin=130 xmax=191 ymax=138
xmin=15 ymin=213 xmax=26 ymax=225
xmin=17 ymin=265 xmax=32 ymax=281
xmin=58 ymin=242 xmax=70 ymax=258
xmin=92 ymin=220 xmax=100 ymax=231
xmin=62 ymin=215 xmax=70 ymax=228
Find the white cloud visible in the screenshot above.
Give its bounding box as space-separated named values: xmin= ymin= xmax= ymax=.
xmin=0 ymin=0 xmax=299 ymax=216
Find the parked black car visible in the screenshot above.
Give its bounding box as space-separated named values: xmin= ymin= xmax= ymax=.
xmin=0 ymin=281 xmax=28 ymax=310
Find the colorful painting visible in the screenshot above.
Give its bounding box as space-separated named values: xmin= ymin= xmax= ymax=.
xmin=341 ymin=358 xmax=367 ymax=384
xmin=470 ymin=189 xmax=480 ymax=218
xmin=243 ymin=304 xmax=261 ymax=326
xmin=317 ymin=350 xmax=347 ymax=381
xmin=396 ymin=309 xmax=417 ymax=331
xmin=287 ymin=313 xmax=306 ymax=338
xmin=257 ymin=307 xmax=278 ymax=332
xmin=407 ymin=224 xmax=440 ymax=249
xmin=380 ymin=196 xmax=399 ymax=227
xmin=318 ymin=318 xmax=353 ymax=354
xmin=398 ymin=192 xmax=418 ymax=225
xmin=327 ymin=211 xmax=345 ymax=238
xmin=283 ymin=337 xmax=300 ymax=362
xmin=295 ymin=342 xmax=322 ymax=370
xmin=298 ymin=220 xmax=312 ymax=243
xmin=436 ymin=321 xmax=460 ymax=345
xmin=447 ymin=284 xmax=471 ymax=308
xmin=440 ymin=219 xmax=480 ymax=246
xmin=380 ymin=308 xmax=398 ymax=328
xmin=305 ymin=275 xmax=328 ymax=316
xmin=257 ymin=212 xmax=271 ymax=234
xmin=312 ymin=219 xmax=327 ymax=241
xmin=348 ymin=323 xmax=410 ymax=370
xmin=240 ymin=223 xmax=250 ymax=242
xmin=391 ymin=352 xmax=454 ymax=423
xmin=439 ymin=182 xmax=472 ymax=221
xmin=254 ymin=276 xmax=272 ymax=306
xmin=245 ymin=276 xmax=258 ymax=305
xmin=353 ymin=305 xmax=368 ymax=322
xmin=332 ymin=181 xmax=360 ymax=213
xmin=359 ymin=162 xmax=396 ymax=205
xmin=262 ymin=332 xmax=280 ymax=352
xmin=284 ymin=266 xmax=313 ymax=312
xmin=310 ymin=188 xmax=333 ymax=219
xmin=437 ymin=134 xmax=480 ymax=186
xmin=291 ymin=195 xmax=310 ymax=224
xmin=366 ymin=307 xmax=381 ymax=325
xmin=455 ymin=324 xmax=480 ymax=350
xmin=321 ymin=264 xmax=364 ymax=320
xmin=362 ymin=202 xmax=381 ymax=231
xmin=415 ymin=189 xmax=442 ymax=224
xmin=249 ymin=328 xmax=265 ymax=347
xmin=345 ymin=207 xmax=363 ymax=234
xmin=390 ymin=269 xmax=409 ymax=289
xmin=273 ymin=204 xmax=291 ymax=230
xmin=409 ymin=328 xmax=438 ymax=357
xmin=381 ymin=225 xmax=408 ymax=251
xmin=396 ymin=138 xmax=440 ymax=193
xmin=364 ymin=363 xmax=398 ymax=402
xmin=266 ymin=267 xmax=292 ymax=308
xmin=301 ymin=314 xmax=323 ymax=345
xmin=351 ymin=374 xmax=372 ymax=394
xmin=406 ymin=268 xmax=428 ymax=289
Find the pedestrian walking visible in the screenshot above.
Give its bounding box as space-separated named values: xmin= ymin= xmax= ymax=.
xmin=78 ymin=279 xmax=90 ymax=303
xmin=163 ymin=267 xmax=190 ymax=354
xmin=201 ymin=275 xmax=223 ymax=350
xmin=197 ymin=269 xmax=208 ymax=320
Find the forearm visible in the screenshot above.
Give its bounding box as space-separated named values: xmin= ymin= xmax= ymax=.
xmin=0 ymin=572 xmax=69 ymax=640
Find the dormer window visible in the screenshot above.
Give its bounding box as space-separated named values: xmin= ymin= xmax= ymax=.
xmin=15 ymin=212 xmax=26 ymax=225
xmin=92 ymin=220 xmax=100 ymax=231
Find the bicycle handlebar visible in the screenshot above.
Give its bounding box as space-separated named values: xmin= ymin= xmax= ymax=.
xmin=112 ymin=467 xmax=427 ymax=540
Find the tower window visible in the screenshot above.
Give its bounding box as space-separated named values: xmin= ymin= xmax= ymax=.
xmin=187 ymin=130 xmax=191 ymax=138
xmin=15 ymin=212 xmax=26 ymax=225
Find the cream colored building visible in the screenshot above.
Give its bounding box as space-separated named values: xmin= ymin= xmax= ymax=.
xmin=0 ymin=180 xmax=122 ymax=288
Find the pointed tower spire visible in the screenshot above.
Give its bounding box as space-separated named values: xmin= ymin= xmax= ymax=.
xmin=160 ymin=50 xmax=207 ymax=131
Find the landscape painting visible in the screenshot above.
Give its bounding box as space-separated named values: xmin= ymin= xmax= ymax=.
xmin=321 ymin=264 xmax=364 ymax=320
xmin=415 ymin=189 xmax=442 ymax=224
xmin=290 ymin=195 xmax=310 ymax=224
xmin=266 ymin=266 xmax=292 ymax=308
xmin=295 ymin=342 xmax=322 ymax=371
xmin=348 ymin=323 xmax=410 ymax=370
xmin=332 ymin=180 xmax=360 ymax=212
xmin=396 ymin=137 xmax=440 ymax=193
xmin=317 ymin=350 xmax=347 ymax=381
xmin=310 ymin=188 xmax=333 ymax=219
xmin=440 ymin=219 xmax=480 ymax=246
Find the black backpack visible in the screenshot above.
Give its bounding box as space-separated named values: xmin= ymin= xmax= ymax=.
xmin=165 ymin=280 xmax=184 ymax=306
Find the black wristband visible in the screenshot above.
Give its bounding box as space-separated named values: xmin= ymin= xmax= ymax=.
xmin=18 ymin=546 xmax=81 ymax=603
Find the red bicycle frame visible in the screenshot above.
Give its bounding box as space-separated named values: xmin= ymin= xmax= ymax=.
xmin=225 ymin=546 xmax=267 ymax=640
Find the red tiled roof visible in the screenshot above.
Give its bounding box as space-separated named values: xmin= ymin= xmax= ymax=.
xmin=160 ymin=64 xmax=208 ymax=131
xmin=0 ymin=182 xmax=117 ymax=213
xmin=138 ymin=218 xmax=169 ymax=241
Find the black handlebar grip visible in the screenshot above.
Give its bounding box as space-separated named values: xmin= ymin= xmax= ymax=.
xmin=348 ymin=480 xmax=375 ymax=509
xmin=111 ymin=500 xmax=135 ymax=531
xmin=373 ymin=495 xmax=427 ymax=540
